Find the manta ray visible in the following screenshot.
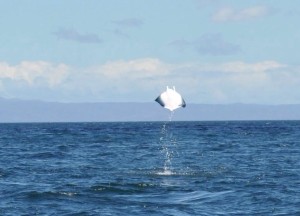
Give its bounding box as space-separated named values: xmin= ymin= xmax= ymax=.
xmin=155 ymin=86 xmax=186 ymax=111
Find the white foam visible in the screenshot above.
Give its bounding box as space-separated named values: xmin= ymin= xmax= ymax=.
xmin=156 ymin=169 xmax=174 ymax=176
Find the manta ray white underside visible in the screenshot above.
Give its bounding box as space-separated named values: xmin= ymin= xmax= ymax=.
xmin=155 ymin=86 xmax=186 ymax=111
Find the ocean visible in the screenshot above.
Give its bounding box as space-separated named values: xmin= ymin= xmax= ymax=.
xmin=0 ymin=121 xmax=299 ymax=215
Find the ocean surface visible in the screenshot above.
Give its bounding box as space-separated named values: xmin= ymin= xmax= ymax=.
xmin=0 ymin=121 xmax=299 ymax=215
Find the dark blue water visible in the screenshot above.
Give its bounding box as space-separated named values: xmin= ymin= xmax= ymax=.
xmin=0 ymin=121 xmax=299 ymax=215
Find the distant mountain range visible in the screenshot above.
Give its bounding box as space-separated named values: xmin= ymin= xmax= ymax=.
xmin=1 ymin=98 xmax=300 ymax=122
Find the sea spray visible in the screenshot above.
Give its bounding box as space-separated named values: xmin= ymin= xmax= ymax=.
xmin=159 ymin=111 xmax=178 ymax=175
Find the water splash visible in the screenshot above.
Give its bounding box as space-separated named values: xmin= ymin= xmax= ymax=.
xmin=159 ymin=111 xmax=177 ymax=175
xmin=156 ymin=169 xmax=174 ymax=176
xmin=168 ymin=110 xmax=174 ymax=122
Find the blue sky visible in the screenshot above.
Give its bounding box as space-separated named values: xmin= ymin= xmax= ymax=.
xmin=0 ymin=0 xmax=300 ymax=104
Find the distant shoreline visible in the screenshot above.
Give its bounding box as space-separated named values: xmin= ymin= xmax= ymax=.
xmin=1 ymin=98 xmax=300 ymax=122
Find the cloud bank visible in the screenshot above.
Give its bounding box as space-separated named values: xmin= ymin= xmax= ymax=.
xmin=1 ymin=59 xmax=299 ymax=104
xmin=0 ymin=61 xmax=69 ymax=87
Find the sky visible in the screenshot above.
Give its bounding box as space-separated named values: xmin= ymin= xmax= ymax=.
xmin=0 ymin=0 xmax=300 ymax=104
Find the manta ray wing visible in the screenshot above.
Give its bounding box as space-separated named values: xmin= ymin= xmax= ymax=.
xmin=155 ymin=86 xmax=186 ymax=111
xmin=155 ymin=95 xmax=165 ymax=107
xmin=181 ymin=98 xmax=186 ymax=108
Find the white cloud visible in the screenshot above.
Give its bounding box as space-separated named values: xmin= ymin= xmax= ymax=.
xmin=0 ymin=59 xmax=299 ymax=104
xmin=0 ymin=61 xmax=69 ymax=87
xmin=178 ymin=61 xmax=288 ymax=102
xmin=96 ymin=58 xmax=171 ymax=79
xmin=61 ymin=58 xmax=174 ymax=101
xmin=212 ymin=6 xmax=269 ymax=22
xmin=204 ymin=61 xmax=285 ymax=73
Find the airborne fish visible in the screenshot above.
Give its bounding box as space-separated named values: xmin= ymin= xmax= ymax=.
xmin=155 ymin=86 xmax=186 ymax=111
